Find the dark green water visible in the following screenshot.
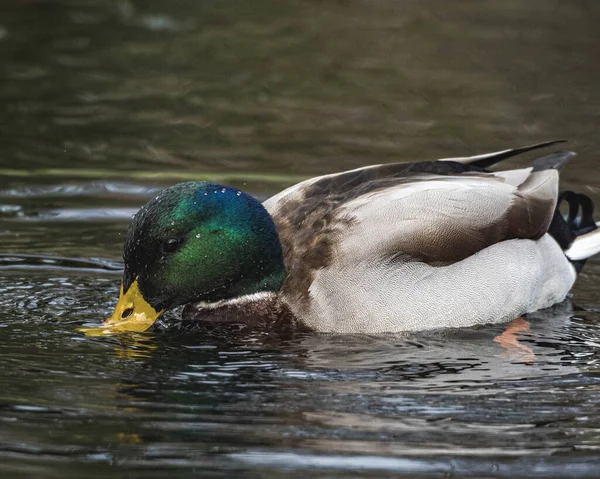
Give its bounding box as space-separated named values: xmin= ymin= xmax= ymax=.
xmin=2 ymin=1 xmax=600 ymax=477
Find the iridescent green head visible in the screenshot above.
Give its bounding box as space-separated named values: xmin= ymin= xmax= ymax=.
xmin=99 ymin=182 xmax=286 ymax=333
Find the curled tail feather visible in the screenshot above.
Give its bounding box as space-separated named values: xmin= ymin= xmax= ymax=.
xmin=549 ymin=191 xmax=600 ymax=272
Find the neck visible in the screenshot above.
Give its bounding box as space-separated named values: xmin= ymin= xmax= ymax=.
xmin=226 ymin=264 xmax=286 ymax=300
xmin=181 ymin=291 xmax=286 ymax=329
xmin=187 ymin=291 xmax=278 ymax=311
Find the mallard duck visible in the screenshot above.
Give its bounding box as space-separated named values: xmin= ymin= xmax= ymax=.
xmin=85 ymin=141 xmax=600 ymax=335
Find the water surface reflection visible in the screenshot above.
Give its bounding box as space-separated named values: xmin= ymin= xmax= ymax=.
xmin=1 ymin=0 xmax=600 ymax=477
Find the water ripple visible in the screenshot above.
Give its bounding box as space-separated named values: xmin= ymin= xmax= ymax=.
xmin=0 ymin=182 xmax=160 ymax=199
xmin=0 ymin=253 xmax=122 ymax=273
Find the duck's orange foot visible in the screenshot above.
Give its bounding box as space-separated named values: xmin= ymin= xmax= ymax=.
xmin=493 ymin=317 xmax=536 ymax=364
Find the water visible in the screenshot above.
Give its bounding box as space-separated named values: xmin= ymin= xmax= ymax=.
xmin=1 ymin=1 xmax=600 ymax=477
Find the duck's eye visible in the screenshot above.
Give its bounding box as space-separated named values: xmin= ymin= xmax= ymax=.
xmin=163 ymin=238 xmax=180 ymax=253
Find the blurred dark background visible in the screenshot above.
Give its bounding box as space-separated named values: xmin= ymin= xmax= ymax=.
xmin=1 ymin=0 xmax=599 ymax=186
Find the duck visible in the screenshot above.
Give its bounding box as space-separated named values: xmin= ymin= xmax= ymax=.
xmin=84 ymin=140 xmax=600 ymax=335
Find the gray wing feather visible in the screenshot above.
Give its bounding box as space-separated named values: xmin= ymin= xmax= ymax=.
xmin=335 ymin=169 xmax=559 ymax=265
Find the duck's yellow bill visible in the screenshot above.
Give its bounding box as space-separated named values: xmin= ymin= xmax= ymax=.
xmin=79 ymin=278 xmax=164 ymax=336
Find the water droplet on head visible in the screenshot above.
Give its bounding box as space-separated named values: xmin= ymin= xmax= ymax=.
xmin=170 ymin=221 xmax=175 ymax=226
xmin=195 ymin=233 xmax=201 ymax=238
xmin=236 ymin=191 xmax=242 ymax=196
xmin=221 ymin=188 xmax=226 ymax=193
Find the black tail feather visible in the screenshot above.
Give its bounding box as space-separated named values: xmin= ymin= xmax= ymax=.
xmin=470 ymin=140 xmax=566 ymax=169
